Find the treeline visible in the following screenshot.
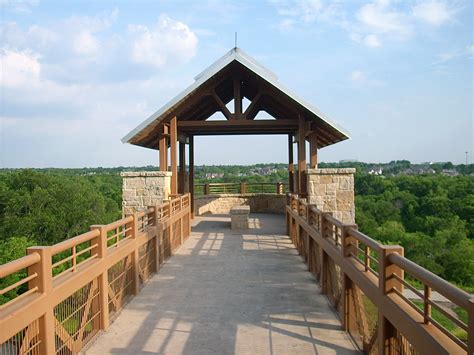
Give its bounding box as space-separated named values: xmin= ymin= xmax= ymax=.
xmin=0 ymin=168 xmax=473 ymax=292
xmin=0 ymin=170 xmax=122 ymax=269
xmin=355 ymin=174 xmax=474 ymax=290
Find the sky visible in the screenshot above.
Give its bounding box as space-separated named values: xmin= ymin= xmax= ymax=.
xmin=0 ymin=0 xmax=472 ymax=167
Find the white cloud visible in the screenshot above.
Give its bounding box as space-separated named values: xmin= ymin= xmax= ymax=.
xmin=0 ymin=0 xmax=38 ymax=13
xmin=351 ymin=70 xmax=365 ymax=82
xmin=434 ymin=45 xmax=474 ymax=64
xmin=412 ymin=1 xmax=455 ymax=26
xmin=128 ymin=15 xmax=198 ymax=67
xmin=350 ymin=69 xmax=384 ymax=86
xmin=0 ymin=48 xmax=40 ymax=87
xmin=365 ymin=34 xmax=380 ymax=47
xmin=73 ymin=31 xmax=100 ymax=56
xmin=356 ymin=0 xmax=411 ymax=38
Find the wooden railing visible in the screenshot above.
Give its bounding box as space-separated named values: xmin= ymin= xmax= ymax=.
xmin=0 ymin=193 xmax=191 ymax=355
xmin=194 ymin=182 xmax=287 ymax=195
xmin=286 ymin=193 xmax=473 ymax=355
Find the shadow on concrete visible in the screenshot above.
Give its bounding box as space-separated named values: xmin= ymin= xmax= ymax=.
xmin=86 ymin=214 xmax=360 ymax=355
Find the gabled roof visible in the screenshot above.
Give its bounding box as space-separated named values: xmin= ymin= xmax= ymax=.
xmin=122 ymin=47 xmax=350 ymax=148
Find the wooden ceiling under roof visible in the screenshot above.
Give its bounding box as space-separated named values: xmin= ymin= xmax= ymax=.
xmin=124 ymin=49 xmax=349 ymax=150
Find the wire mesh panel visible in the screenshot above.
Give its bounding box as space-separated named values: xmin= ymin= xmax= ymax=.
xmin=171 ymin=220 xmax=181 ymax=253
xmin=391 ymin=329 xmax=421 ymax=355
xmin=0 ymin=318 xmax=41 ymax=355
xmin=107 ymin=255 xmax=134 ymax=321
xmin=54 ymin=279 xmax=101 ymax=354
xmin=160 ymin=228 xmax=171 ymax=262
xmin=346 ymin=284 xmax=379 ymax=354
xmin=138 ymin=240 xmax=156 ymax=287
xmin=326 ymin=256 xmax=343 ymax=317
xmin=182 ymin=214 xmax=190 ymax=241
xmin=308 ymin=238 xmax=322 ymax=281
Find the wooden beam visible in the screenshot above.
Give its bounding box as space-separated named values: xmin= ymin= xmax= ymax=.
xmin=298 ymin=114 xmax=306 ymax=196
xmin=189 ymin=136 xmax=194 ymax=217
xmin=234 ymin=76 xmax=242 ymax=119
xmin=159 ymin=125 xmax=168 ymax=171
xmin=310 ymin=132 xmax=318 ymax=169
xmin=179 ymin=142 xmax=186 ymax=194
xmin=170 ymin=117 xmax=178 ymax=195
xmin=243 ymin=89 xmax=262 ymax=120
xmin=178 ymin=119 xmax=297 ymax=128
xmin=212 ymin=91 xmax=232 ymax=120
xmin=288 ymin=134 xmax=294 ymax=193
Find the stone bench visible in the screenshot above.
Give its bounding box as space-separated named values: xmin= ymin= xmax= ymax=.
xmin=230 ymin=205 xmax=250 ymax=229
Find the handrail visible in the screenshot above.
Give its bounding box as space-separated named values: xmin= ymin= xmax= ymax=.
xmin=388 ymin=253 xmax=472 ymax=309
xmin=0 ymin=253 xmax=41 ymax=278
xmin=51 ymin=229 xmax=101 ymax=254
xmin=0 ymin=193 xmax=192 ymax=354
xmin=195 ymin=181 xmax=288 ymax=195
xmin=285 ymin=193 xmax=473 ymax=354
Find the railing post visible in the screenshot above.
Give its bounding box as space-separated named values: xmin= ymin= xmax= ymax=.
xmin=131 ymin=212 xmax=140 ymax=295
xmin=27 ymin=246 xmax=55 ymax=355
xmin=277 ymin=182 xmax=283 ymax=194
xmin=179 ymin=196 xmax=184 ymax=245
xmin=341 ymin=224 xmax=358 ymax=332
xmin=319 ymin=212 xmax=331 ymax=295
xmin=240 ymin=182 xmax=246 ymax=194
xmin=468 ymin=297 xmax=474 ymax=355
xmin=378 ymin=245 xmax=404 ymax=354
xmin=379 ymin=245 xmax=404 ymax=295
xmin=90 ymin=225 xmax=109 ymax=331
xmin=153 ymin=204 xmax=161 ymax=271
xmin=204 ymin=183 xmax=210 ymax=195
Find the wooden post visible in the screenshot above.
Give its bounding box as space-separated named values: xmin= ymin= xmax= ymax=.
xmin=90 ymin=225 xmax=109 ymax=330
xmin=189 ymin=136 xmax=194 ymax=218
xmin=234 ymin=76 xmax=242 ymax=119
xmin=288 ymin=134 xmax=294 ymax=193
xmin=179 ymin=141 xmax=186 ymax=194
xmin=204 ymin=183 xmax=210 ymax=195
xmin=240 ymin=182 xmax=246 ymax=194
xmin=378 ymin=245 xmax=404 ymax=354
xmin=131 ymin=212 xmax=140 ymax=295
xmin=341 ymin=224 xmax=357 ymax=332
xmin=310 ymin=132 xmax=318 ymax=169
xmin=379 ymin=245 xmax=404 ymax=294
xmin=170 ymin=117 xmax=178 ymax=195
xmin=159 ymin=125 xmax=168 ymax=171
xmin=468 ymin=298 xmax=474 ymax=355
xmin=27 ymin=246 xmax=55 ymax=355
xmin=153 ymin=204 xmax=161 ymax=271
xmin=298 ymin=115 xmax=306 ymax=196
xmin=378 ymin=313 xmax=395 ymax=355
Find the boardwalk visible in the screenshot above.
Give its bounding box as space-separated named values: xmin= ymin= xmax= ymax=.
xmin=86 ymin=214 xmax=359 ymax=355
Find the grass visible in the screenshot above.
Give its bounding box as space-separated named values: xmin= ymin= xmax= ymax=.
xmin=412 ymin=300 xmax=467 ymax=342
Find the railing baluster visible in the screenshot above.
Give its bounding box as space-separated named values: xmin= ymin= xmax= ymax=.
xmin=424 ymin=285 xmax=431 ymax=324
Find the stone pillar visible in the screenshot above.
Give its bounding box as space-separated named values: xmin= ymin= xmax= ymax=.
xmin=121 ymin=171 xmax=172 ymax=215
xmin=306 ymin=168 xmax=355 ymax=224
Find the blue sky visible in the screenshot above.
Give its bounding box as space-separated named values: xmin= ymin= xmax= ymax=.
xmin=0 ymin=0 xmax=472 ymax=167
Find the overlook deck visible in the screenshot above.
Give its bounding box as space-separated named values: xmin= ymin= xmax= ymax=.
xmin=86 ymin=214 xmax=358 ymax=354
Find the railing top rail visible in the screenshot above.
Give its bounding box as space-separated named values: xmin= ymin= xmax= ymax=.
xmin=51 ymin=229 xmax=101 ymax=254
xmin=0 ymin=253 xmax=41 ymax=278
xmin=104 ymin=215 xmax=134 ymax=231
xmin=388 ymin=252 xmax=472 ymax=309
xmin=347 ymin=228 xmax=382 ymax=251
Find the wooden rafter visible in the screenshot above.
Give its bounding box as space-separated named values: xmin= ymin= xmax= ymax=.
xmin=243 ymin=88 xmax=262 ymax=120
xmin=212 ymin=91 xmax=232 ymax=120
xmin=233 ymin=76 xmax=242 ymax=119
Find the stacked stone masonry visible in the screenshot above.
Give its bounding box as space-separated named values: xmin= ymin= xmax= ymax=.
xmin=194 ymin=194 xmax=286 ymax=215
xmin=121 ymin=171 xmax=171 ymax=215
xmin=230 ymin=206 xmax=250 ymax=229
xmin=306 ymin=168 xmax=355 ymax=224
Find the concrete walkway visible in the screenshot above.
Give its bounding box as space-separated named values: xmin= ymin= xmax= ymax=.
xmin=86 ymin=214 xmax=359 ymax=355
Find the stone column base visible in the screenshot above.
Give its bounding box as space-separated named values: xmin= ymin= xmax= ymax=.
xmin=306 ymin=168 xmax=355 ymax=224
xmin=121 ymin=171 xmax=172 ymax=215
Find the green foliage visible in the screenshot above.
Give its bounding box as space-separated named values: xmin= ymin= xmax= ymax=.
xmin=0 ymin=170 xmax=121 ymax=246
xmin=355 ymin=174 xmax=474 ymax=290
